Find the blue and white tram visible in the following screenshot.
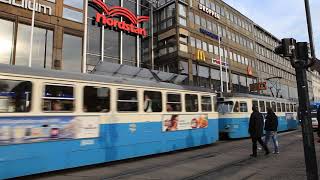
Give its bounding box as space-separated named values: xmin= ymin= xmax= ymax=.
xmin=217 ymin=94 xmax=298 ymax=139
xmin=0 ymin=64 xmax=219 ymax=179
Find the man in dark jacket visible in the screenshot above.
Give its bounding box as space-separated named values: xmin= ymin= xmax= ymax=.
xmin=249 ymin=106 xmax=270 ymax=157
xmin=264 ymin=107 xmax=279 ymax=154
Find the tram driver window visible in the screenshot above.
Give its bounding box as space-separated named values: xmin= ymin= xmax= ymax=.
xmin=42 ymin=85 xmax=74 ymax=112
xmin=117 ymin=90 xmax=138 ymax=112
xmin=0 ymin=79 xmax=32 ymax=113
xmin=185 ymin=94 xmax=199 ymax=112
xmin=233 ymin=101 xmax=240 ymax=112
xmin=167 ymin=93 xmax=181 ymax=112
xmin=83 ymin=86 xmax=110 ymax=112
xmin=239 ymin=102 xmax=248 ymax=112
xmin=144 ymin=91 xmax=162 ymax=112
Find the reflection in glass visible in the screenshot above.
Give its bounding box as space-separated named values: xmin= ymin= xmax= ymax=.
xmin=0 ymin=19 xmax=14 ymax=65
xmin=63 ymin=34 xmax=82 ymax=72
xmin=16 ymin=24 xmax=53 ymax=69
xmin=64 ymin=0 xmax=84 ymax=9
xmin=63 ymin=8 xmax=83 ymax=23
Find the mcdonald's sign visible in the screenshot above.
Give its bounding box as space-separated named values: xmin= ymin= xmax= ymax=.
xmin=196 ymin=50 xmax=206 ymax=62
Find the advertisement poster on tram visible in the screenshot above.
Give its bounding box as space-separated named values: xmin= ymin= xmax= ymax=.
xmin=0 ymin=116 xmax=100 ymax=145
xmin=162 ymin=114 xmax=209 ymax=132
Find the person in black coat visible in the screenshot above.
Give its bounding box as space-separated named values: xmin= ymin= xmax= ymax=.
xmin=249 ymin=106 xmax=270 ymax=157
xmin=264 ymin=107 xmax=279 ymax=154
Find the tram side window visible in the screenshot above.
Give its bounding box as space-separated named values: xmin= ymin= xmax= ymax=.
xmin=259 ymin=101 xmax=266 ymax=112
xmin=271 ymin=102 xmax=276 ymax=112
xmin=290 ymin=104 xmax=294 ymax=112
xmin=266 ymin=102 xmax=271 ymax=110
xmin=277 ymin=102 xmax=281 ymax=112
xmin=117 ymin=90 xmax=138 ymax=112
xmin=294 ymin=104 xmax=298 ymax=112
xmin=83 ymin=86 xmax=110 ymax=112
xmin=286 ymin=103 xmax=290 ymax=112
xmin=201 ymin=96 xmax=212 ymax=112
xmin=252 ymin=100 xmax=258 ymax=110
xmin=43 ymin=85 xmax=74 ymax=112
xmin=239 ymin=102 xmax=248 ymax=112
xmin=0 ymin=80 xmax=32 ymax=113
xmin=281 ymin=103 xmax=285 ymax=112
xmin=185 ymin=94 xmax=198 ymax=112
xmin=233 ymin=101 xmax=240 ymax=112
xmin=144 ymin=91 xmax=162 ymax=112
xmin=167 ymin=93 xmax=182 ymax=112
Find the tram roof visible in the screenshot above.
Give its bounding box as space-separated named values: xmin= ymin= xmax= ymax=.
xmin=0 ymin=64 xmax=215 ymax=94
xmin=224 ymin=93 xmax=296 ymax=102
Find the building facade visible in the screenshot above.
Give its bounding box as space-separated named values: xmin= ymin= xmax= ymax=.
xmin=0 ymin=0 xmax=317 ymax=101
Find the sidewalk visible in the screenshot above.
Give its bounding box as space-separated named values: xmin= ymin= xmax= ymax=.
xmin=21 ymin=130 xmax=320 ymax=180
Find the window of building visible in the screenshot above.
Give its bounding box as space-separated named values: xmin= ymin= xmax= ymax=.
xmin=240 ymin=102 xmax=248 ymax=112
xmin=207 ymin=20 xmax=212 ymax=30
xmin=259 ymin=101 xmax=266 ymax=112
xmin=185 ymin=94 xmax=198 ymax=112
xmin=63 ymin=34 xmax=82 ymax=72
xmin=212 ymin=22 xmax=217 ymax=33
xmin=42 ymin=85 xmax=74 ymax=112
xmin=201 ymin=17 xmax=206 ymax=27
xmin=83 ymin=86 xmax=110 ymax=112
xmin=195 ymin=14 xmax=200 ymax=25
xmin=167 ymin=93 xmax=182 ymax=112
xmin=144 ymin=91 xmax=162 ymax=112
xmin=178 ymin=4 xmax=187 ymax=17
xmin=190 ymin=37 xmax=195 ymax=47
xmin=201 ymin=96 xmax=212 ymax=112
xmin=15 ymin=24 xmax=53 ymax=69
xmin=202 ymin=42 xmax=207 ymax=51
xmin=189 ymin=11 xmax=194 ymax=23
xmin=196 ymin=39 xmax=202 ymax=49
xmin=208 ymin=44 xmax=213 ymax=53
xmin=63 ymin=8 xmax=83 ymax=23
xmin=0 ymin=80 xmax=32 ymax=113
xmin=64 ymin=0 xmax=83 ymax=9
xmin=123 ymin=34 xmax=137 ymax=66
xmin=179 ymin=17 xmax=187 ymax=26
xmin=117 ymin=90 xmax=138 ymax=112
xmin=0 ymin=19 xmax=14 ymax=64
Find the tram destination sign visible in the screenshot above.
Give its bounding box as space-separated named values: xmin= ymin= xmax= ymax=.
xmin=0 ymin=0 xmax=52 ymax=15
xmin=92 ymin=0 xmax=149 ymax=37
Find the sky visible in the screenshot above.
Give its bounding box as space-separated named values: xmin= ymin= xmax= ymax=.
xmin=222 ymin=0 xmax=320 ymax=58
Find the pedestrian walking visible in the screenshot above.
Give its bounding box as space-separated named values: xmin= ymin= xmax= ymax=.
xmin=317 ymin=106 xmax=320 ymax=143
xmin=249 ymin=106 xmax=270 ymax=157
xmin=264 ymin=107 xmax=279 ymax=154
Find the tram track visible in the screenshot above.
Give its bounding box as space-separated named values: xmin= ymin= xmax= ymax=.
xmin=102 ymin=130 xmax=299 ymax=180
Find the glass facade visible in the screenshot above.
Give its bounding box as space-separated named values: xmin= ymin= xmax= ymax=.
xmin=62 ymin=34 xmax=82 ymax=72
xmin=0 ymin=19 xmax=14 ymax=64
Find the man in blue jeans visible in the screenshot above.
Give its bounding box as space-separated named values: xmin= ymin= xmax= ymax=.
xmin=264 ymin=107 xmax=279 ymax=154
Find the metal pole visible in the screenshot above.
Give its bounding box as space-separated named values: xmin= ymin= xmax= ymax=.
xmin=28 ymin=0 xmax=36 ymax=67
xmin=304 ymin=0 xmax=316 ymax=62
xmin=294 ymin=58 xmax=319 ymax=180
xmin=150 ymin=5 xmax=154 ymax=70
xmin=83 ymin=0 xmax=88 ymax=73
xmin=218 ymin=37 xmax=223 ymax=92
xmin=224 ymin=48 xmax=228 ymax=92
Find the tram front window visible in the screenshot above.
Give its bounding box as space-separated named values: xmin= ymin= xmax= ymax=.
xmin=216 ymin=101 xmax=234 ymax=114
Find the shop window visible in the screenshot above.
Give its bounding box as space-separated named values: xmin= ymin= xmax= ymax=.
xmin=16 ymin=24 xmax=53 ymax=69
xmin=83 ymin=86 xmax=110 ymax=112
xmin=117 ymin=90 xmax=138 ymax=112
xmin=185 ymin=94 xmax=198 ymax=112
xmin=63 ymin=34 xmax=82 ymax=72
xmin=201 ymin=96 xmax=212 ymax=112
xmin=167 ymin=93 xmax=181 ymax=112
xmin=0 ymin=80 xmax=32 ymax=113
xmin=144 ymin=91 xmax=162 ymax=112
xmin=0 ymin=19 xmax=14 ymax=65
xmin=42 ymin=85 xmax=74 ymax=112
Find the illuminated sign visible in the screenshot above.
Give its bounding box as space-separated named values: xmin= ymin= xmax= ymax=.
xmin=196 ymin=50 xmax=206 ymax=61
xmin=200 ymin=28 xmax=220 ymax=41
xmin=198 ymin=3 xmax=220 ymax=19
xmin=0 ymin=0 xmax=52 ymax=15
xmin=92 ymin=0 xmax=149 ymax=37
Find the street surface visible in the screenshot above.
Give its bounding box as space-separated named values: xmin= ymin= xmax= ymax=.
xmin=18 ymin=130 xmax=320 ymax=180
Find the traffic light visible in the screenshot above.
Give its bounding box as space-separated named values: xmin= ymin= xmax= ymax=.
xmin=274 ymin=38 xmax=297 ymax=58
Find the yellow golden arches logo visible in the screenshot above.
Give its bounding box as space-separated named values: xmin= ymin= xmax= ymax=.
xmin=196 ymin=50 xmax=206 ymax=61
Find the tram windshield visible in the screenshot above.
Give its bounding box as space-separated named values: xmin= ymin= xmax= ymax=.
xmin=216 ymin=101 xmax=234 ymax=114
